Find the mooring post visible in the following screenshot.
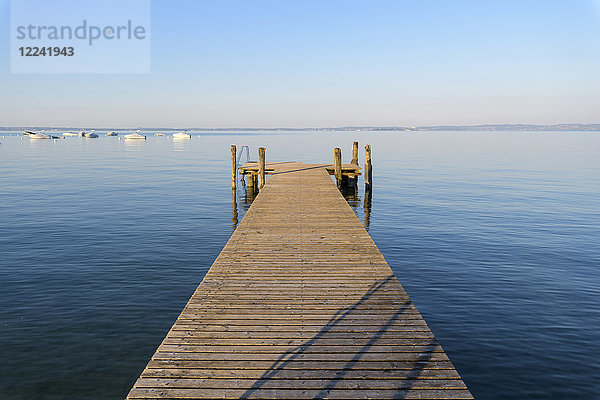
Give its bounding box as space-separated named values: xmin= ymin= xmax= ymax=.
xmin=258 ymin=147 xmax=266 ymax=189
xmin=247 ymin=173 xmax=255 ymax=196
xmin=347 ymin=141 xmax=359 ymax=189
xmin=334 ymin=147 xmax=342 ymax=188
xmin=364 ymin=144 xmax=372 ymax=190
xmin=232 ymin=188 xmax=238 ymax=231
xmin=363 ymin=186 xmax=372 ymax=230
xmin=231 ymin=145 xmax=237 ymax=189
xmin=351 ymin=141 xmax=359 ymax=165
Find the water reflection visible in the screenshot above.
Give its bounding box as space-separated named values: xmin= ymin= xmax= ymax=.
xmin=244 ymin=173 xmax=258 ymax=205
xmin=171 ymin=137 xmax=191 ymax=151
xmin=122 ymin=137 xmax=146 ymax=151
xmin=232 ymin=173 xmax=258 ymax=230
xmin=338 ymin=175 xmax=371 ymax=231
xmin=340 ymin=175 xmax=358 ymax=201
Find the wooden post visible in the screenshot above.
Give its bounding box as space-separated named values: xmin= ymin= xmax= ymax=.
xmin=334 ymin=147 xmax=342 ymax=188
xmin=351 ymin=141 xmax=359 ymax=165
xmin=247 ymin=173 xmax=255 ymax=196
xmin=363 ymin=185 xmax=372 ymax=230
xmin=231 ymin=145 xmax=237 ymax=189
xmin=364 ymin=144 xmax=372 ymax=190
xmin=258 ymin=147 xmax=266 ymax=189
xmin=231 ymin=188 xmax=238 ymax=230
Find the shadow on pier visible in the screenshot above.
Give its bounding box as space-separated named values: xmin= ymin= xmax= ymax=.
xmin=239 ymin=275 xmax=439 ymax=399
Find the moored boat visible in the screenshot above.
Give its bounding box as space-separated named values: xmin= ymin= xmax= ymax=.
xmin=29 ymin=133 xmax=51 ymax=139
xmin=173 ymin=131 xmax=191 ymax=139
xmin=124 ymin=131 xmax=147 ymax=140
xmin=24 ymin=130 xmax=51 ymax=139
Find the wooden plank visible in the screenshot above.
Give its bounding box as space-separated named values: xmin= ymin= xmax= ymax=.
xmin=128 ymin=388 xmax=473 ymax=399
xmin=166 ymin=332 xmax=437 ymax=339
xmin=126 ymin=161 xmax=472 ymax=399
xmin=133 ymin=378 xmax=468 ymax=389
xmin=161 ymin=338 xmax=439 ymax=345
xmin=156 ymin=344 xmax=446 ymax=353
xmin=151 ymin=353 xmax=451 ymax=362
xmin=145 ymin=360 xmax=459 ymax=370
xmin=169 ymin=325 xmax=435 ymax=333
xmin=139 ymin=368 xmax=463 ymax=379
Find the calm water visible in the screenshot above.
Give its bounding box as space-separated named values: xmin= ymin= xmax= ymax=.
xmin=1 ymin=131 xmax=599 ymax=399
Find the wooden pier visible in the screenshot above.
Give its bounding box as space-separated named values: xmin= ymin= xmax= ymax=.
xmin=127 ymin=160 xmax=473 ymax=399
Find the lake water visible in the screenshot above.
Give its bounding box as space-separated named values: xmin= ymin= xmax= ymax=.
xmin=1 ymin=131 xmax=599 ymax=399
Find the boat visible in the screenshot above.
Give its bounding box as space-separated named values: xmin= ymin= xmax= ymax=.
xmin=107 ymin=131 xmax=118 ymax=136
xmin=79 ymin=131 xmax=98 ymax=138
xmin=173 ymin=131 xmax=191 ymax=139
xmin=156 ymin=133 xmax=166 ymax=136
xmin=28 ymin=132 xmax=51 ymax=139
xmin=24 ymin=130 xmax=51 ymax=139
xmin=124 ymin=131 xmax=147 ymax=140
xmin=63 ymin=132 xmax=78 ymax=136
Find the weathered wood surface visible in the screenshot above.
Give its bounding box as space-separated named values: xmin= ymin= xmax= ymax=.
xmin=127 ymin=162 xmax=472 ymax=399
xmin=231 ymin=145 xmax=237 ymax=189
xmin=239 ymin=161 xmax=361 ymax=177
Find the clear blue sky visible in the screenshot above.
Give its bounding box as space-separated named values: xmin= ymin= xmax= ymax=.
xmin=1 ymin=0 xmax=599 ymax=128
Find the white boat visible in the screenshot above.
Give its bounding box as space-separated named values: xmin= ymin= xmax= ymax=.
xmin=63 ymin=132 xmax=78 ymax=136
xmin=24 ymin=130 xmax=52 ymax=139
xmin=173 ymin=131 xmax=191 ymax=139
xmin=79 ymin=131 xmax=98 ymax=138
xmin=107 ymin=131 xmax=118 ymax=136
xmin=156 ymin=133 xmax=166 ymax=136
xmin=28 ymin=132 xmax=51 ymax=139
xmin=124 ymin=131 xmax=147 ymax=140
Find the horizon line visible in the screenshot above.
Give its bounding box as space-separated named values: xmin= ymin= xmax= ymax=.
xmin=2 ymin=123 xmax=600 ymax=131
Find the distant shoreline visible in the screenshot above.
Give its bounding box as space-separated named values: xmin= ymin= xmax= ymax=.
xmin=2 ymin=124 xmax=600 ymax=132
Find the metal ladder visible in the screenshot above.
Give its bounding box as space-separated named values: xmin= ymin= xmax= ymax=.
xmin=237 ymin=145 xmax=250 ymax=167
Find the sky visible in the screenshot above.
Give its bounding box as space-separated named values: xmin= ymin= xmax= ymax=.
xmin=0 ymin=0 xmax=599 ymax=128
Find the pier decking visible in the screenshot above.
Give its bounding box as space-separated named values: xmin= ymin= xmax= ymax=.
xmin=127 ymin=162 xmax=473 ymax=399
xmin=238 ymin=161 xmax=361 ymax=178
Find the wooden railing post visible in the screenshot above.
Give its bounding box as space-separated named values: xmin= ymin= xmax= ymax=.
xmin=363 ymin=185 xmax=372 ymax=230
xmin=231 ymin=145 xmax=237 ymax=189
xmin=334 ymin=147 xmax=342 ymax=188
xmin=351 ymin=141 xmax=359 ymax=165
xmin=232 ymin=188 xmax=238 ymax=230
xmin=258 ymin=147 xmax=266 ymax=189
xmin=364 ymin=144 xmax=372 ymax=190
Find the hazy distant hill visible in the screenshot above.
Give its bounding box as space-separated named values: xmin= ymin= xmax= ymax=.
xmin=2 ymin=124 xmax=599 ymax=132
